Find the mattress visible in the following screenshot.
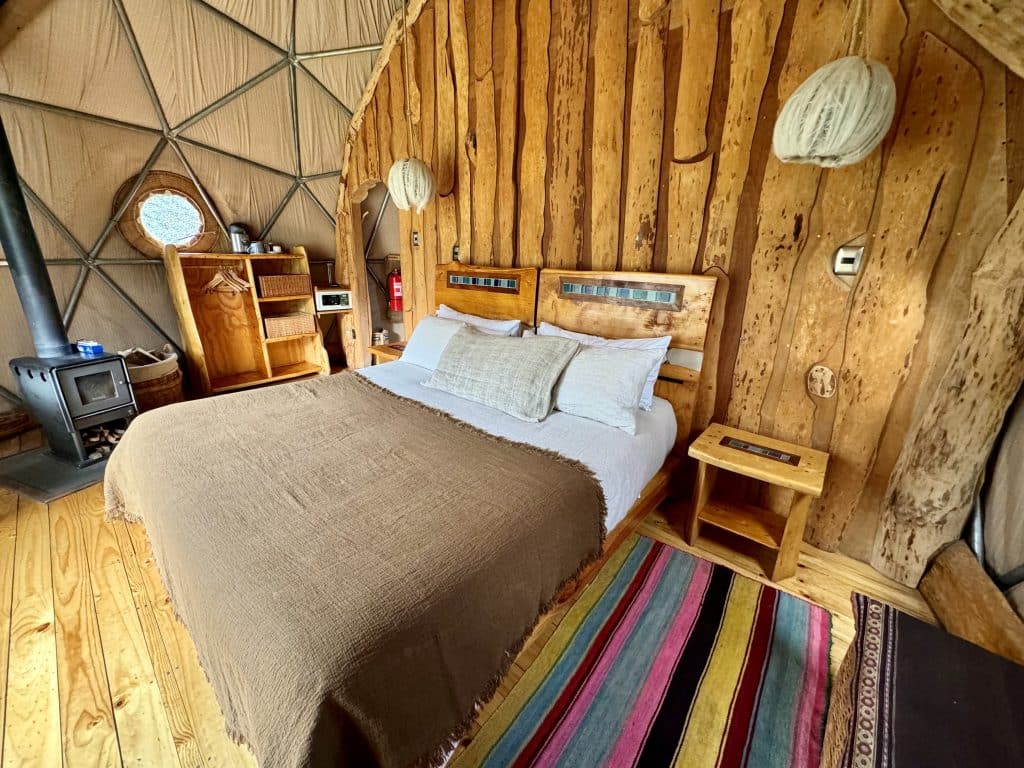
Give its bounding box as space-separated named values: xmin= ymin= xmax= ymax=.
xmin=359 ymin=360 xmax=677 ymax=530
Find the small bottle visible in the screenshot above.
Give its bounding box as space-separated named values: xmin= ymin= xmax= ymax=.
xmin=228 ymin=223 xmax=250 ymax=254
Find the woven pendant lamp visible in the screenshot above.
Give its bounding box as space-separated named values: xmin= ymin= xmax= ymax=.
xmin=772 ymin=0 xmax=896 ymax=168
xmin=387 ymin=0 xmax=435 ymax=212
xmin=388 ymin=157 xmax=435 ymax=213
xmin=773 ymin=56 xmax=896 ymax=168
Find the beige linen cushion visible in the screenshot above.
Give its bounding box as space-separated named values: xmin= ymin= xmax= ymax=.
xmin=424 ymin=326 xmax=579 ymax=421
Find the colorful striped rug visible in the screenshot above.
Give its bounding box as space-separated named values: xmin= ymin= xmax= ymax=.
xmin=454 ymin=534 xmax=831 ymax=768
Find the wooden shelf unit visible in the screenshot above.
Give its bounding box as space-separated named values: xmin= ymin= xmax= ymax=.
xmin=164 ymin=245 xmax=329 ymax=396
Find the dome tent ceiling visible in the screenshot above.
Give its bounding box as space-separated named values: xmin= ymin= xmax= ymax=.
xmin=0 ymin=0 xmax=400 ymax=406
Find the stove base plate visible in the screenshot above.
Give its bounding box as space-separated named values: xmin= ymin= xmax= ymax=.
xmin=0 ymin=448 xmax=106 ymax=503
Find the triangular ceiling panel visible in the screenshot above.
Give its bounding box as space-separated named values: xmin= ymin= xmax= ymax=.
xmin=302 ymin=52 xmax=376 ymax=111
xmin=0 ymin=0 xmax=159 ymax=128
xmin=0 ymin=201 xmax=83 ymax=263
xmin=202 ymin=0 xmax=293 ymax=50
xmin=266 ymin=189 xmax=336 ymax=262
xmin=30 ymin=203 xmax=82 ymax=262
xmin=181 ymin=68 xmax=296 ymax=173
xmin=121 ymin=0 xmax=281 ymax=127
xmin=180 ymin=143 xmax=294 ymax=235
xmin=295 ymin=0 xmax=398 ymax=53
xmin=306 ymin=176 xmax=342 ymax=214
xmin=69 ymin=265 xmax=176 ymax=353
xmin=0 ymin=100 xmax=160 ymax=249
xmin=296 ymin=71 xmax=349 ymax=176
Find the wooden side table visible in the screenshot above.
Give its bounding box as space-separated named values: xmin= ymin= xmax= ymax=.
xmin=368 ymin=343 xmax=405 ymax=365
xmin=686 ymin=423 xmax=829 ymax=581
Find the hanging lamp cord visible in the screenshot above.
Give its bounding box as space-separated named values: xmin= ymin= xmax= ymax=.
xmin=401 ymin=0 xmax=417 ymax=159
xmin=846 ymin=0 xmax=869 ymax=58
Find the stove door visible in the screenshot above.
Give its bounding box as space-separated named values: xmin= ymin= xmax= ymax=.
xmin=56 ymin=360 xmax=133 ymax=419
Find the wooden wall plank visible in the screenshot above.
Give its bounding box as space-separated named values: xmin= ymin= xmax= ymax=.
xmin=665 ymin=158 xmax=713 ymax=272
xmin=375 ymin=70 xmax=394 ymax=175
xmin=620 ymin=0 xmax=670 ymax=271
xmin=3 ymin=498 xmax=62 ymax=767
xmin=875 ymin=195 xmax=1024 ymax=584
xmin=339 ymin=169 xmax=372 ymax=367
xmin=587 ymin=0 xmax=628 ymax=270
xmin=470 ymin=0 xmax=497 ymax=266
xmin=811 ymin=34 xmax=983 ymax=551
xmin=517 ymin=0 xmax=551 ymax=267
xmin=388 ymin=46 xmax=409 ymax=163
xmin=724 ymin=0 xmax=853 ymax=433
xmin=49 ymin=495 xmax=122 ymax=767
xmin=699 ymin=0 xmax=785 ymax=274
xmin=845 ymin=25 xmax=1005 ymax=562
xmin=418 ymin=6 xmax=439 ymax=313
xmin=496 ymin=0 xmax=520 ymax=267
xmin=435 ymin=0 xmax=457 ymax=196
xmin=692 ymin=0 xmax=785 ymax=431
xmin=450 ymin=0 xmax=473 ymax=261
xmin=671 ymin=0 xmax=719 ymax=161
xmin=362 ymin=95 xmax=381 ymax=183
xmin=545 ymin=0 xmax=591 ymax=269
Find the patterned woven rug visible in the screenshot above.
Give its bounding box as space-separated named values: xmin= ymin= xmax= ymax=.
xmin=454 ymin=534 xmax=832 ymax=768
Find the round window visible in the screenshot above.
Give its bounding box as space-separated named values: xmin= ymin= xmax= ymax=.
xmin=137 ymin=190 xmax=204 ymax=247
xmin=115 ymin=171 xmax=220 ymax=258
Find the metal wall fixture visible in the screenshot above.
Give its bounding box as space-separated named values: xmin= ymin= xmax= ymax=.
xmin=833 ymin=244 xmax=864 ymax=276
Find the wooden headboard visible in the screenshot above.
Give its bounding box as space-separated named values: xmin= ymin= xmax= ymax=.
xmin=537 ymin=269 xmax=718 ymax=443
xmin=434 ymin=262 xmax=539 ymax=324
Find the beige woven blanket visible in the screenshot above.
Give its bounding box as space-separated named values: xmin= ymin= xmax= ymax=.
xmin=105 ymin=372 xmax=605 ymax=768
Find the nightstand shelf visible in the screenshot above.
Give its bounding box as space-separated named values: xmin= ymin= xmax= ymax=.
xmin=369 ymin=343 xmax=405 ymax=364
xmin=686 ymin=423 xmax=829 ymax=581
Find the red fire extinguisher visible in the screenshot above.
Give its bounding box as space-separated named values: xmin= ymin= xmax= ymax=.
xmin=387 ymin=267 xmax=403 ymax=313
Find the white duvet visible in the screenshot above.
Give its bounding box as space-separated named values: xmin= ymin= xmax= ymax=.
xmin=358 ymin=361 xmax=676 ymax=531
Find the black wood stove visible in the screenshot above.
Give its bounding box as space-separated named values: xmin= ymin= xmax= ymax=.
xmin=10 ymin=353 xmax=136 ymax=466
xmin=0 ymin=115 xmax=137 ymax=499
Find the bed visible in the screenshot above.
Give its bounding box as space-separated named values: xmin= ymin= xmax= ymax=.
xmin=105 ymin=263 xmax=717 ymax=768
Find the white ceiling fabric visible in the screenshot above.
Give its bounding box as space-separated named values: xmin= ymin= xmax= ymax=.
xmin=0 ymin=0 xmax=400 ymax=406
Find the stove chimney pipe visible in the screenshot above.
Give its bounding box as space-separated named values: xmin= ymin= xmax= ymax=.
xmin=0 ymin=115 xmax=74 ymax=358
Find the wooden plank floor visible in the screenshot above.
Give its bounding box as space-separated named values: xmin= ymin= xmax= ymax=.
xmin=0 ymin=469 xmax=933 ymax=766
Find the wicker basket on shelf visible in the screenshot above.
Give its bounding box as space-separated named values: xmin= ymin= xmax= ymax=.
xmin=258 ymin=274 xmax=312 ymax=298
xmin=264 ymin=312 xmax=316 ymax=338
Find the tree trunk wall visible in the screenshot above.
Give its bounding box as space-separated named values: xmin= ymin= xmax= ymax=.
xmin=335 ymin=0 xmax=1024 ymax=576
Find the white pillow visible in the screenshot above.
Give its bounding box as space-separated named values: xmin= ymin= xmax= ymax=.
xmin=401 ymin=315 xmax=465 ymax=371
xmin=554 ymin=346 xmax=666 ymax=434
xmin=536 ymin=322 xmax=671 ymax=409
xmin=437 ymin=304 xmax=522 ymax=336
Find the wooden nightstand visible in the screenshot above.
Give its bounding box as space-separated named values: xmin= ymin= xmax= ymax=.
xmin=686 ymin=423 xmax=829 ymax=581
xmin=368 ymin=343 xmax=405 ymax=364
